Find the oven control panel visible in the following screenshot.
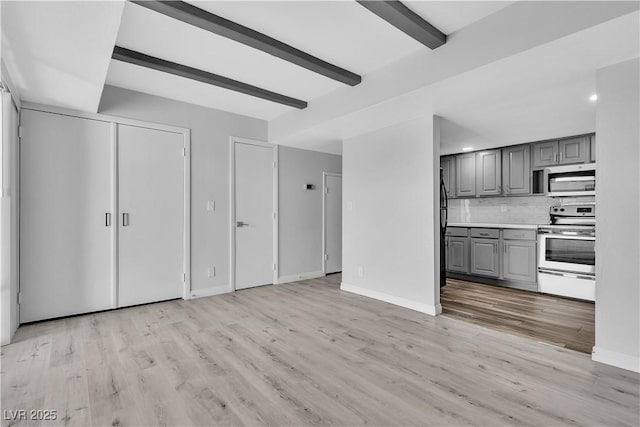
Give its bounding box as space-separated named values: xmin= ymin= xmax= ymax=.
xmin=550 ymin=204 xmax=595 ymax=217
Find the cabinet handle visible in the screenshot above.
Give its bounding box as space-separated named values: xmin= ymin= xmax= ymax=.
xmin=122 ymin=213 xmax=129 ymax=227
xmin=504 ymin=244 xmax=507 ymax=254
xmin=480 ymin=233 xmax=489 ymax=236
xmin=105 ymin=213 xmax=111 ymax=227
xmin=555 ymin=152 xmax=558 ymax=163
xmin=559 ymin=151 xmax=563 ymax=162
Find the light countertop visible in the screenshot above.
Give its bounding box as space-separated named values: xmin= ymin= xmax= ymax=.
xmin=447 ymin=223 xmax=539 ymax=230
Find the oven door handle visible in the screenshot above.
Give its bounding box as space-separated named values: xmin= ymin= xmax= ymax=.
xmin=538 ymin=233 xmax=595 ymax=240
xmin=538 ymin=268 xmax=595 ymax=281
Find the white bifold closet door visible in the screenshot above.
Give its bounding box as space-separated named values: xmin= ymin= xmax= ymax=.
xmin=20 ymin=110 xmax=114 ymax=322
xmin=117 ymin=124 xmax=184 ymax=307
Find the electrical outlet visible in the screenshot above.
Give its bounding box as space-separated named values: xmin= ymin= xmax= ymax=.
xmin=207 ymin=267 xmax=216 ymax=278
xmin=357 ymin=266 xmax=364 ymax=277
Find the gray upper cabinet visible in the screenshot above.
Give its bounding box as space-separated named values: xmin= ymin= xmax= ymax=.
xmin=447 ymin=236 xmax=469 ymax=274
xmin=455 ymin=153 xmax=476 ymax=197
xmin=502 ymin=145 xmax=531 ymax=195
xmin=590 ymin=134 xmax=596 ymax=162
xmin=502 ymin=239 xmax=536 ymax=283
xmin=558 ymin=136 xmax=588 ymax=164
xmin=441 ymin=156 xmax=456 ymax=199
xmin=476 ymin=149 xmax=502 ymax=196
xmin=470 ymin=237 xmax=500 ymax=278
xmin=532 ymin=140 xmax=559 ymax=168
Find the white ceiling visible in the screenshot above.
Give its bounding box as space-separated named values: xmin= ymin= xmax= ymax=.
xmin=0 ymin=0 xmax=124 ymax=112
xmin=105 ymin=0 xmax=523 ymax=120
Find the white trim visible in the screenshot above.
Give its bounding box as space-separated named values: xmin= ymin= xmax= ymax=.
xmin=21 ymin=102 xmax=189 ymax=135
xmin=183 ymin=129 xmax=192 ymax=300
xmin=1 ymin=59 xmax=21 ymax=109
xmin=322 ymin=172 xmax=342 ymax=275
xmin=190 ymin=284 xmax=232 ymax=299
xmin=341 ymin=282 xmax=441 ymax=316
xmin=592 ymin=347 xmax=640 ymax=373
xmin=229 ymin=136 xmax=278 ymax=291
xmin=276 ymin=270 xmax=325 ymax=285
xmin=110 ymin=123 xmax=118 ymax=309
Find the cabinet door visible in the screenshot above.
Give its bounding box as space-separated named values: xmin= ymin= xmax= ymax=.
xmin=20 ymin=110 xmax=113 ymax=322
xmin=455 ymin=153 xmax=476 ymax=197
xmin=503 ymin=145 xmax=531 ymax=195
xmin=502 ymin=240 xmax=536 ymax=283
xmin=476 ymin=150 xmax=502 ymax=196
xmin=590 ymin=134 xmax=596 ymax=163
xmin=559 ymin=136 xmax=588 ymax=164
xmin=470 ymin=238 xmax=500 ymax=277
xmin=447 ymin=237 xmax=469 ymax=273
xmin=441 ymin=156 xmax=456 ymax=198
xmin=532 ymin=140 xmax=558 ymax=168
xmin=118 ymin=124 xmax=185 ymax=307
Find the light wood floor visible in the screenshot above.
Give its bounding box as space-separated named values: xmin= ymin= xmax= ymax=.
xmin=2 ymin=274 xmax=638 ymax=427
xmin=441 ymin=278 xmax=595 ymax=354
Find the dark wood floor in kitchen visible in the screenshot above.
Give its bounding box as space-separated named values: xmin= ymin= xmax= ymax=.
xmin=441 ymin=278 xmax=595 ymax=354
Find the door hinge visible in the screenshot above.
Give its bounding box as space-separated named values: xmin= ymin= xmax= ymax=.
xmin=273 ymin=161 xmax=277 ymax=169
xmin=324 ymin=186 xmax=329 ymax=194
xmin=17 ymin=292 xmax=22 ymax=305
xmin=324 ymin=254 xmax=328 ymax=261
xmin=273 ymin=263 xmax=277 ymax=271
xmin=273 ymin=211 xmax=276 ymax=220
xmin=18 ymin=126 xmax=23 ymax=140
xmin=183 ymin=273 xmax=186 ymax=282
xmin=183 ymin=147 xmax=186 ymax=156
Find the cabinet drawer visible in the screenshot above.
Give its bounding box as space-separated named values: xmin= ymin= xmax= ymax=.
xmin=445 ymin=227 xmax=468 ymax=237
xmin=470 ymin=228 xmax=500 ymax=239
xmin=502 ymin=229 xmax=536 ymax=241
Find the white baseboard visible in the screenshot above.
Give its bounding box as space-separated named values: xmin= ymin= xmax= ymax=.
xmin=189 ymin=284 xmax=232 ymax=299
xmin=276 ymin=270 xmax=325 ymax=284
xmin=592 ymin=347 xmax=640 ymax=373
xmin=341 ymin=282 xmax=440 ymax=316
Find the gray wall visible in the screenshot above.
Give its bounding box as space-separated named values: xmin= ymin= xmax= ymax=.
xmin=342 ymin=116 xmax=440 ymax=314
xmin=593 ymin=58 xmax=639 ymax=372
xmin=99 ymin=85 xmax=267 ymax=292
xmin=278 ymin=146 xmax=341 ymax=279
xmin=1 ymin=91 xmax=19 ymax=344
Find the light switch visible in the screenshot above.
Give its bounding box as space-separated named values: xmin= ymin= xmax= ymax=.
xmin=207 ymin=200 xmax=215 ymax=211
xmin=208 ymin=267 xmax=215 ymax=278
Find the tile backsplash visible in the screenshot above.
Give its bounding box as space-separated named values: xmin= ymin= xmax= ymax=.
xmin=447 ymin=195 xmax=595 ymax=225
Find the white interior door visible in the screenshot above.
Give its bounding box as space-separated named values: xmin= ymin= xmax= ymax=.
xmin=20 ymin=110 xmax=113 ymax=322
xmin=118 ymin=124 xmax=184 ymax=307
xmin=234 ymin=141 xmax=273 ymax=290
xmin=324 ymin=173 xmax=342 ymax=274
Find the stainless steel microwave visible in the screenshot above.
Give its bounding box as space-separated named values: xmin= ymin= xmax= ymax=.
xmin=544 ymin=164 xmax=596 ymax=197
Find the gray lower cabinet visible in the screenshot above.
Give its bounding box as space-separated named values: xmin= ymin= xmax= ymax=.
xmin=558 ymin=136 xmax=588 ymax=164
xmin=470 ymin=238 xmax=500 ymax=278
xmin=503 ymin=144 xmax=531 ymax=195
xmin=455 ymin=152 xmax=476 ymax=197
xmin=446 ymin=236 xmax=469 ymax=274
xmin=502 ymin=240 xmax=536 ymax=282
xmin=476 ymin=150 xmax=502 ymax=196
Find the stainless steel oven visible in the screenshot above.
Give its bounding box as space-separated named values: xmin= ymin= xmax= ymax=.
xmin=544 ymin=164 xmax=595 ymax=197
xmin=537 ymin=204 xmax=595 ymax=301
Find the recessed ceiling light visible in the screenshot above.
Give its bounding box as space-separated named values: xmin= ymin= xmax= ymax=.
xmin=589 ymin=94 xmax=598 ymax=101
xmin=462 ymin=147 xmax=474 ymax=151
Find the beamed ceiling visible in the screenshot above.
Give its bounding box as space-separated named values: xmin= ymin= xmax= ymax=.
xmin=3 ymin=1 xmax=638 ymax=154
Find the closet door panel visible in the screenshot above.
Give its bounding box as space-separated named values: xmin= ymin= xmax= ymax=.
xmin=118 ymin=124 xmax=184 ymax=307
xmin=20 ymin=110 xmax=113 ymax=322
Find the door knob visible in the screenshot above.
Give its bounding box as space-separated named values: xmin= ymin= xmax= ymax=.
xmin=236 ymin=221 xmax=248 ymax=227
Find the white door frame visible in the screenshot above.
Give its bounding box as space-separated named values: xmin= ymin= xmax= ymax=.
xmin=20 ymin=102 xmax=191 ymax=303
xmin=322 ymin=172 xmax=342 ymax=274
xmin=229 ymin=136 xmax=278 ymax=290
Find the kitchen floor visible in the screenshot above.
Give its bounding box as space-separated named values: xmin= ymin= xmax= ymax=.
xmin=441 ymin=278 xmax=595 ymax=354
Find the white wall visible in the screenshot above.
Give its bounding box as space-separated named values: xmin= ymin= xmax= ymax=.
xmin=593 ymin=58 xmax=640 ymax=372
xmin=278 ymin=146 xmax=341 ymax=282
xmin=341 ymin=116 xmax=441 ymax=314
xmin=1 ymin=91 xmax=19 ymax=345
xmin=99 ymin=85 xmax=267 ymax=293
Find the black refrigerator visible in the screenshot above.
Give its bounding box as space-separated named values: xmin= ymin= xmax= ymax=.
xmin=440 ymin=168 xmax=448 ymax=288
